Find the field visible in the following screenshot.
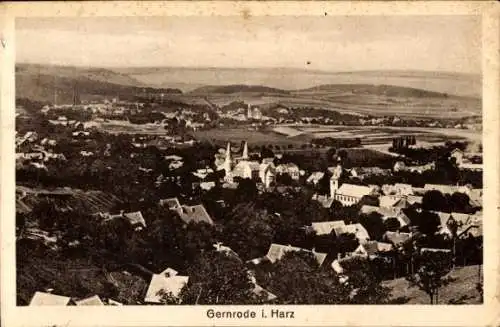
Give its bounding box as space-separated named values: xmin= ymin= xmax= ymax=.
xmin=384 ymin=265 xmax=483 ymax=304
xmin=273 ymin=124 xmax=479 ymax=145
xmin=16 ymin=64 xmax=481 ymax=119
xmin=193 ymin=127 xmax=313 ymax=147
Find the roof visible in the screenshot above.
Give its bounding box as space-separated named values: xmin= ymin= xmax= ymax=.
xmin=336 ymin=183 xmax=374 ymax=198
xmin=265 ymin=243 xmax=327 ymax=266
xmin=406 ymin=195 xmax=423 ymax=205
xmin=175 ymin=204 xmax=214 ymax=225
xmin=311 ymin=220 xmax=346 ymax=235
xmin=144 ymin=274 xmax=189 ymax=303
xmin=160 ymin=267 xmax=179 ymax=277
xmin=29 ymin=292 xmax=71 ymax=306
xmin=424 ymin=184 xmax=458 ymax=194
xmin=379 ymin=195 xmax=400 ymax=208
xmin=159 ymin=197 xmax=181 ymax=210
xmin=356 ymin=241 xmax=393 ymax=256
xmin=252 ymin=284 xmax=278 ymax=302
xmin=421 ymin=247 xmax=452 ymax=253
xmin=383 ymin=231 xmax=411 ymax=246
xmin=315 ymin=195 xmax=334 ymax=208
xmin=307 ymin=172 xmax=325 ymax=183
xmin=75 ymin=295 xmax=104 ymax=306
xmin=123 ymin=211 xmax=146 ymax=228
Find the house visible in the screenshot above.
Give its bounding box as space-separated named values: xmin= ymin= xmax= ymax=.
xmin=200 ymin=181 xmax=216 ymax=191
xmin=333 ymin=223 xmax=370 ymax=243
xmin=169 ymin=160 xmax=184 ymax=170
xmin=72 ymin=131 xmax=90 ymax=137
xmin=450 ymin=148 xmax=464 ymax=165
xmin=144 ymin=274 xmax=189 ymax=304
xmin=306 ymin=172 xmax=325 ymax=185
xmin=383 ymin=231 xmax=412 ymax=247
xmin=420 ymin=247 xmax=452 ymax=254
xmin=353 ymin=241 xmax=393 ymax=259
xmin=232 ymin=161 xmax=261 ymax=180
xmin=29 ymin=292 xmax=72 ymax=306
xmin=159 ymin=267 xmax=179 ymax=278
xmin=80 ymin=150 xmax=94 ymax=157
xmin=275 ymin=163 xmax=300 ymax=180
xmin=265 ymin=243 xmax=327 ymax=266
xmin=75 ymin=295 xmax=104 ymax=306
xmin=164 ymin=155 xmax=183 ymax=161
xmin=379 ymin=195 xmax=401 ymax=208
xmin=123 ymin=211 xmax=147 ymax=230
xmin=310 ymin=220 xmax=346 ymax=236
xmin=174 ymin=204 xmax=214 ymax=225
xmin=192 ymin=167 xmax=214 ymax=179
xmin=330 ymin=182 xmax=376 ymax=206
xmin=159 ymin=197 xmax=181 ymax=210
xmin=359 ymin=205 xmax=410 ymax=227
xmin=259 ymin=163 xmax=276 ymax=188
xmin=104 ymin=211 xmax=147 ymax=230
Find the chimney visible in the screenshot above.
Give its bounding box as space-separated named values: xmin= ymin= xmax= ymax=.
xmin=337 ymin=253 xmax=342 ymax=260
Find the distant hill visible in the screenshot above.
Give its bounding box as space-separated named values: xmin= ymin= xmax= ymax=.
xmin=189 ymin=84 xmax=289 ymax=95
xmin=16 ymin=63 xmax=182 ymax=104
xmin=294 ymin=84 xmax=456 ymax=99
xmin=114 ymin=66 xmax=481 ymax=98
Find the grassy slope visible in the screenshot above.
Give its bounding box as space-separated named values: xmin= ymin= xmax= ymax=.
xmin=383 ymin=265 xmax=482 ymax=304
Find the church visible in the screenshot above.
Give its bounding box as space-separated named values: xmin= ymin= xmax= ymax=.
xmin=216 ymin=141 xmax=276 ymax=188
xmin=328 ymin=161 xmax=377 ymax=206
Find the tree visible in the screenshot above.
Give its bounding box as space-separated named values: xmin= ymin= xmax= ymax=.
xmin=260 ymin=251 xmax=350 ymax=304
xmin=384 ymin=217 xmax=401 ymax=232
xmin=180 ymin=252 xmax=256 ymax=304
xmin=221 ymin=203 xmax=275 ymax=261
xmin=406 ymin=250 xmax=453 ymax=304
xmin=340 ymin=256 xmax=392 ymax=304
xmin=422 ymin=190 xmax=448 ymax=212
xmin=359 ymin=213 xmax=386 ymax=241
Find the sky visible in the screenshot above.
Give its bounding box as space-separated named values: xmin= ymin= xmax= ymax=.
xmin=16 ymin=15 xmax=481 ymax=74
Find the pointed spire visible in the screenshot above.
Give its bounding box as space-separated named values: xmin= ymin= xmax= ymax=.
xmin=224 ymin=142 xmax=232 ymax=173
xmin=242 ymin=141 xmax=249 ymax=160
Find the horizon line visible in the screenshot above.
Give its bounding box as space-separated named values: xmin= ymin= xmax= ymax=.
xmin=16 ymin=61 xmax=481 ymax=77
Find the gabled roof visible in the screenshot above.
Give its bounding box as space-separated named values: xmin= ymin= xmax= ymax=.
xmin=159 ymin=197 xmax=181 ymax=210
xmin=123 ymin=211 xmax=146 ymax=228
xmin=29 ymin=292 xmax=71 ymax=306
xmin=144 ymin=274 xmax=189 ymax=303
xmin=336 ymin=183 xmax=374 ymax=198
xmin=175 ymin=204 xmax=214 ymax=225
xmin=265 ymin=243 xmax=327 ymax=266
xmin=311 ymin=220 xmax=346 ymax=235
xmin=75 ymin=295 xmax=104 ymax=306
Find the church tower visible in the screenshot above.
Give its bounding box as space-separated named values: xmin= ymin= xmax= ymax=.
xmin=242 ymin=141 xmax=249 ymax=160
xmin=330 ymin=162 xmax=342 ymax=198
xmin=224 ymin=142 xmax=233 ymax=182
